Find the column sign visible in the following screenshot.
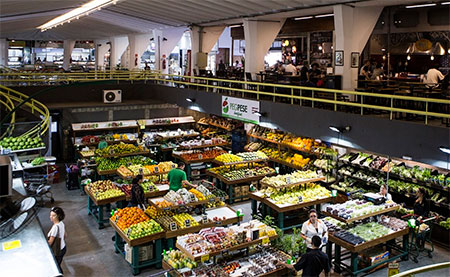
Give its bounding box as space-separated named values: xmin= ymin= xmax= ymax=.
xmin=221 ymin=96 xmax=260 ymax=124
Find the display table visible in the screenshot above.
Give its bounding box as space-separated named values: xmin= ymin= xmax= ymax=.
xmin=260 ymin=176 xmax=326 ymax=189
xmin=212 ymin=158 xmax=268 ymax=166
xmin=0 ymin=217 xmax=61 ymax=276
xmin=85 ymin=186 xmax=126 ymax=229
xmin=117 ymin=169 xmax=170 ymax=180
xmin=322 ymin=205 xmax=399 ymax=224
xmin=110 ymin=219 xmax=164 ymax=275
xmin=149 ymin=195 xmax=228 ymax=212
xmin=249 ymin=191 xmax=332 ymax=230
xmin=172 ymin=153 xmax=218 ymax=180
xmin=327 ymin=228 xmax=409 ymax=276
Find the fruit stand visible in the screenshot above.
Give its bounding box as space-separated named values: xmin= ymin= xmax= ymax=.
xmin=85 ymin=185 xmax=126 ymax=229
xmin=171 ymin=148 xmax=226 ymax=180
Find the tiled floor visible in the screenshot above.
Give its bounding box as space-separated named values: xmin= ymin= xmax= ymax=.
xmin=37 ymin=181 xmax=450 ymax=276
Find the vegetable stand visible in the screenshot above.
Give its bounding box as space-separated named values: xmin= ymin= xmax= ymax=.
xmin=110 ymin=219 xmax=164 ymax=275
xmin=327 ymin=228 xmax=409 ymax=276
xmin=85 ymin=186 xmax=126 ymax=229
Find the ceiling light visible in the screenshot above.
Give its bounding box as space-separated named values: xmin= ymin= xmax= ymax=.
xmin=448 ymin=48 xmax=450 ymax=54
xmin=329 ymin=126 xmax=351 ymax=133
xmin=439 ymin=146 xmax=450 ymax=154
xmin=405 ymin=3 xmax=436 ymax=8
xmin=294 ymin=16 xmax=313 ymax=20
xmin=442 ymin=1 xmax=450 ymax=5
xmin=430 ymin=55 xmax=435 ymax=60
xmin=318 ymin=45 xmax=323 ymax=51
xmin=407 ymin=54 xmax=411 ymax=60
xmin=186 ymin=98 xmax=195 ymax=103
xmin=37 ymin=0 xmax=117 ymax=31
xmin=315 ymin=13 xmax=334 ymax=18
xmin=229 ymin=24 xmax=242 ymax=28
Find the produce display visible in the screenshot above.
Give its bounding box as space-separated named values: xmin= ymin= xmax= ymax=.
xmin=111 ymin=207 xmax=148 ymax=231
xmin=209 ymin=164 xmax=275 ymax=182
xmin=323 ymin=217 xmax=347 ymax=232
xmin=117 ymin=165 xmax=133 ymax=177
xmin=177 ymin=220 xmax=276 ymax=257
xmin=260 ymin=147 xmax=311 ymax=168
xmin=259 ymin=183 xmax=331 ymax=205
xmin=333 ymin=230 xmax=366 ymax=245
xmin=260 ymin=170 xmax=322 ymax=188
xmin=215 ymin=153 xmax=243 ymax=163
xmin=245 ymin=142 xmax=262 ymax=152
xmin=163 ymin=250 xmax=198 ymax=270
xmin=214 ymin=151 xmax=268 ymax=164
xmin=173 ymin=213 xmax=199 ymax=228
xmin=87 ymin=180 xmax=125 ymax=200
xmin=439 ymin=218 xmax=450 ymax=229
xmin=348 ymin=222 xmax=392 ymax=242
xmin=81 ymin=135 xmax=100 ymax=144
xmin=379 ymin=216 xmax=408 ymax=231
xmin=313 ymin=159 xmax=336 ymax=170
xmin=282 ymin=135 xmax=315 ymax=152
xmin=125 ymin=219 xmax=163 ymax=240
xmin=173 ymin=148 xmax=227 ymax=161
xmin=96 ymin=155 xmax=155 ymax=171
xmin=31 ymin=156 xmax=46 ymax=166
xmin=198 ymin=117 xmax=238 ymax=130
xmin=118 ymin=180 xmax=158 ymax=195
xmin=79 ymin=149 xmax=95 ymax=157
xmin=145 ymin=205 xmax=175 ymax=219
xmin=324 ymin=200 xmax=398 ymax=220
xmin=151 ymin=129 xmax=200 ymax=140
xmin=95 ymin=143 xmax=145 ymax=157
xmin=0 ymin=135 xmax=45 ymax=151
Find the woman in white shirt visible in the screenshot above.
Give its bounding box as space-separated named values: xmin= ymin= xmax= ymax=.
xmin=301 ymin=209 xmax=328 ymax=252
xmin=48 ymin=207 xmax=67 ymax=274
xmin=379 ymin=184 xmax=392 ymax=201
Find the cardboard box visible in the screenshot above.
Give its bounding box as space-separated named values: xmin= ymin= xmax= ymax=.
xmin=125 ymin=243 xmax=154 ymax=264
xmin=363 ymin=248 xmax=389 ymax=266
xmin=234 ymin=186 xmax=241 ymax=194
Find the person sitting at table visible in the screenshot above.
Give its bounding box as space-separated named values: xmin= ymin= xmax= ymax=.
xmin=285 ymin=61 xmax=297 ymax=75
xmin=360 ymin=60 xmax=371 ymax=80
xmin=371 ymin=63 xmax=384 ymax=80
xmin=308 ymin=63 xmax=322 ymax=86
xmin=299 ymin=61 xmax=310 ymax=84
xmin=424 ymin=65 xmax=446 ymax=90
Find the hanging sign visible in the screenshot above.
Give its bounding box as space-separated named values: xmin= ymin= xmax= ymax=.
xmin=221 ymin=96 xmax=260 ymax=124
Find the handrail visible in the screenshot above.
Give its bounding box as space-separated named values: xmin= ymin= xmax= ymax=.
xmin=0 ymin=71 xmax=448 ymax=125
xmin=391 ymin=261 xmax=450 ymax=277
xmin=0 ymin=92 xmax=16 ymax=139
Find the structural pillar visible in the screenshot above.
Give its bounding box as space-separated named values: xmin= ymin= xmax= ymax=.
xmin=109 ymin=36 xmax=129 ymax=69
xmin=63 ymin=40 xmax=75 ymax=71
xmin=94 ymin=39 xmax=109 ymax=71
xmin=152 ymin=30 xmax=163 ymax=71
xmin=0 ymin=39 xmax=8 ymax=67
xmin=159 ymin=27 xmax=186 ymax=74
xmin=190 ymin=26 xmax=225 ymax=75
xmin=127 ymin=33 xmax=152 ymax=70
xmin=243 ymin=19 xmax=285 ymax=79
xmin=333 ymin=5 xmax=383 ymax=91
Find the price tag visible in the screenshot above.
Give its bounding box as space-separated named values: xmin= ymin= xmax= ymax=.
xmin=170 ymin=222 xmax=177 ymax=231
xmin=148 ymin=185 xmax=154 ymax=192
xmin=190 ymin=194 xmax=196 ymax=202
xmin=2 ymin=240 xmax=21 ymax=251
xmin=286 ymin=177 xmax=291 ymax=184
xmin=220 ymin=197 xmax=225 ymax=202
xmin=115 ymin=215 xmax=119 ymax=223
xmin=185 ymin=219 xmax=191 ymax=228
xmin=109 ymin=149 xmax=115 ymax=155
xmin=209 ymin=198 xmax=215 ymax=203
xmin=154 ymin=166 xmax=159 ymax=173
xmin=198 ymin=154 xmax=203 ymax=160
xmin=128 ymin=162 xmax=132 ymax=167
xmin=201 ymin=254 xmax=209 ymax=263
xmin=127 ymin=228 xmax=132 ymax=237
xmin=298 ymin=196 xmax=303 ymax=203
xmin=163 ymin=207 xmax=171 ymax=211
xmin=202 ymin=215 xmax=208 ymax=224
xmin=95 ymin=192 xmax=99 ymax=198
xmin=261 ymin=236 xmax=270 ymax=245
xmin=139 ymin=168 xmax=144 ymax=175
xmin=171 ymin=164 xmax=176 ymax=169
xmin=216 ymin=221 xmax=222 ymax=225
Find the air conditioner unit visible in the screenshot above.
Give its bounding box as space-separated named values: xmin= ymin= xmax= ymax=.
xmin=103 ymin=90 xmax=122 ymax=103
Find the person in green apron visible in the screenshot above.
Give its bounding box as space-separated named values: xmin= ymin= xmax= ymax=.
xmin=167 ymin=162 xmax=195 ymax=191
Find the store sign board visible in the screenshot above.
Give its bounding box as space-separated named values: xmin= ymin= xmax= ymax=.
xmin=221 ymin=96 xmax=260 ymax=124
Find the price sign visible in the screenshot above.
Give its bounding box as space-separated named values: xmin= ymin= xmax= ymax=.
xmin=128 ymin=162 xmax=132 ymax=167
xmin=148 ymin=185 xmax=154 ymax=192
xmin=163 ymin=207 xmax=171 ymax=211
xmin=220 ymin=197 xmax=225 ymax=202
xmin=201 ymin=254 xmax=209 ymax=263
xmin=95 ymin=192 xmax=99 ymax=198
xmin=90 ymin=137 xmax=96 ymax=144
xmin=286 ymin=177 xmax=291 ymax=184
xmin=388 ymin=262 xmax=399 ymax=277
xmin=202 ymin=215 xmax=208 ymax=224
xmin=2 ymin=240 xmax=21 ymax=251
xmin=298 ymin=196 xmax=303 ymax=203
xmin=198 ymin=154 xmax=203 ymax=160
xmin=261 ymin=236 xmax=270 ymax=246
xmin=139 ymin=168 xmax=144 ymax=175
xmin=109 ymin=149 xmax=115 ymax=155
xmin=215 ymin=221 xmax=222 ymax=225
xmin=185 ymin=219 xmax=191 ymax=228
xmin=154 ymin=166 xmax=159 ymax=173
xmin=190 ymin=194 xmax=196 ymax=202
xmin=170 ymin=222 xmax=177 ymax=231
xmin=209 ymin=198 xmax=215 ymax=203
xmin=127 ymin=228 xmax=132 ymax=237
xmin=171 ymin=164 xmax=176 ymax=169
xmin=115 ymin=215 xmax=119 ymax=223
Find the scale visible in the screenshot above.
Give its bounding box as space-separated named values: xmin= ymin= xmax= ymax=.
xmin=363 ymin=192 xmax=386 ymax=205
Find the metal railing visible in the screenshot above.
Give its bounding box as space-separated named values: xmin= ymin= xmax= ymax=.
xmin=0 ymin=71 xmax=448 ymax=126
xmin=392 ymin=261 xmax=450 ymax=277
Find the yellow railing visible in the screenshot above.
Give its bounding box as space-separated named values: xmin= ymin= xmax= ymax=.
xmin=0 ymin=71 xmax=448 ymax=125
xmin=0 ymin=92 xmax=16 ymax=139
xmin=0 ymin=84 xmax=50 ymax=138
xmin=392 ymin=261 xmax=450 ymax=277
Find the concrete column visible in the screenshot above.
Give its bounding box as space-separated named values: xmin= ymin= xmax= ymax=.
xmin=94 ymin=39 xmax=109 ymax=70
xmin=243 ymin=19 xmax=285 ymax=78
xmin=0 ymin=39 xmax=8 ymax=67
xmin=152 ymin=29 xmax=163 ymax=71
xmin=109 ymin=36 xmax=129 ymax=69
xmin=159 ymin=27 xmax=186 ymax=74
xmin=190 ymin=26 xmax=225 ymax=75
xmin=334 ymin=5 xmax=383 ymax=91
xmin=127 ymin=33 xmax=152 ymax=70
xmin=63 ymin=40 xmax=75 ymax=71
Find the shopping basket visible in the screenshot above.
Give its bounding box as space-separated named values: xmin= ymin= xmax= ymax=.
xmin=402 ymin=214 xmax=436 ymax=263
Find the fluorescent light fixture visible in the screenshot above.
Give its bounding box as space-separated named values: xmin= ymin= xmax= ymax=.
xmin=442 ymin=1 xmax=450 ymax=5
xmin=38 ymin=0 xmax=117 ymax=31
xmin=294 ymin=16 xmax=313 ymax=20
xmin=229 ymin=24 xmax=242 ymax=28
xmin=186 ymin=98 xmax=195 ymax=103
xmin=439 ymin=146 xmax=450 ymax=154
xmin=406 ymin=3 xmax=436 ymax=8
xmin=315 ymin=13 xmax=334 ymax=18
xmin=329 ymin=126 xmax=351 ymax=133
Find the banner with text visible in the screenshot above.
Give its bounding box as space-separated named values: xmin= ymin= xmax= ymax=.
xmin=221 ymin=96 xmax=260 ymax=124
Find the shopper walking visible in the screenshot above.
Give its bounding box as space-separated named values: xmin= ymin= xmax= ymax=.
xmin=48 ymin=207 xmax=67 ymax=274
xmin=130 ymin=174 xmax=146 ymax=210
xmin=301 ymin=209 xmax=328 ymax=252
xmin=283 ymin=235 xmax=330 ymax=277
xmin=168 ymin=162 xmax=194 ymax=191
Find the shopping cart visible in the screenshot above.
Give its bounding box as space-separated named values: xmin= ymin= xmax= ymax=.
xmin=402 ymin=214 xmax=436 ymax=263
xmin=23 ymin=172 xmax=55 ymax=206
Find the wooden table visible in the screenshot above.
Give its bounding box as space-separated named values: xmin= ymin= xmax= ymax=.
xmin=110 ymin=219 xmax=164 ymax=275
xmin=85 ymin=186 xmax=126 ymax=229
xmin=322 ymin=205 xmax=399 ymax=224
xmin=249 ymin=191 xmax=332 ymax=230
xmin=327 ymin=228 xmax=409 ymax=276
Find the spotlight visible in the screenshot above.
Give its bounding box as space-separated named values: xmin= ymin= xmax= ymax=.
xmin=186 ymin=98 xmax=195 ymax=103
xmin=329 ymin=126 xmax=351 ymax=133
xmin=253 ymin=111 xmax=266 ymax=117
xmin=439 ymin=146 xmax=450 ymax=155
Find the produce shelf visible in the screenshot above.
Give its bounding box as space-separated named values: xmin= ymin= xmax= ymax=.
xmin=9 ymin=146 xmax=46 ymax=153
xmin=75 ymin=139 xmax=137 ymax=147
xmin=328 ymin=227 xmax=409 ymax=253
xmin=213 ymin=158 xmax=268 ymax=166
xmin=109 ymin=218 xmax=165 ymax=247
xmin=247 ymin=133 xmax=281 ymax=145
xmin=156 ymin=133 xmax=199 ymax=141
xmin=268 ymin=157 xmax=309 ymax=171
xmin=97 ymin=150 xmax=150 ymax=159
xmin=148 ymin=195 xmax=228 ymax=212
xmin=177 ymin=142 xmax=231 ymax=150
xmin=78 ymin=151 xmax=95 ymax=158
xmin=260 ymin=176 xmax=326 ymax=189
xmin=84 ymin=186 xmax=126 ymax=206
xmin=248 ymin=191 xmax=332 ymax=213
xmin=116 ymin=169 xmax=170 ymax=179
xmin=206 ymin=170 xmax=276 ymax=185
xmin=176 ymin=234 xmax=278 ymax=262
xmin=322 ymin=205 xmax=399 ymax=224
xmin=97 ymin=169 xmax=119 ymax=176
xmin=172 ymin=153 xmax=217 ymax=165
